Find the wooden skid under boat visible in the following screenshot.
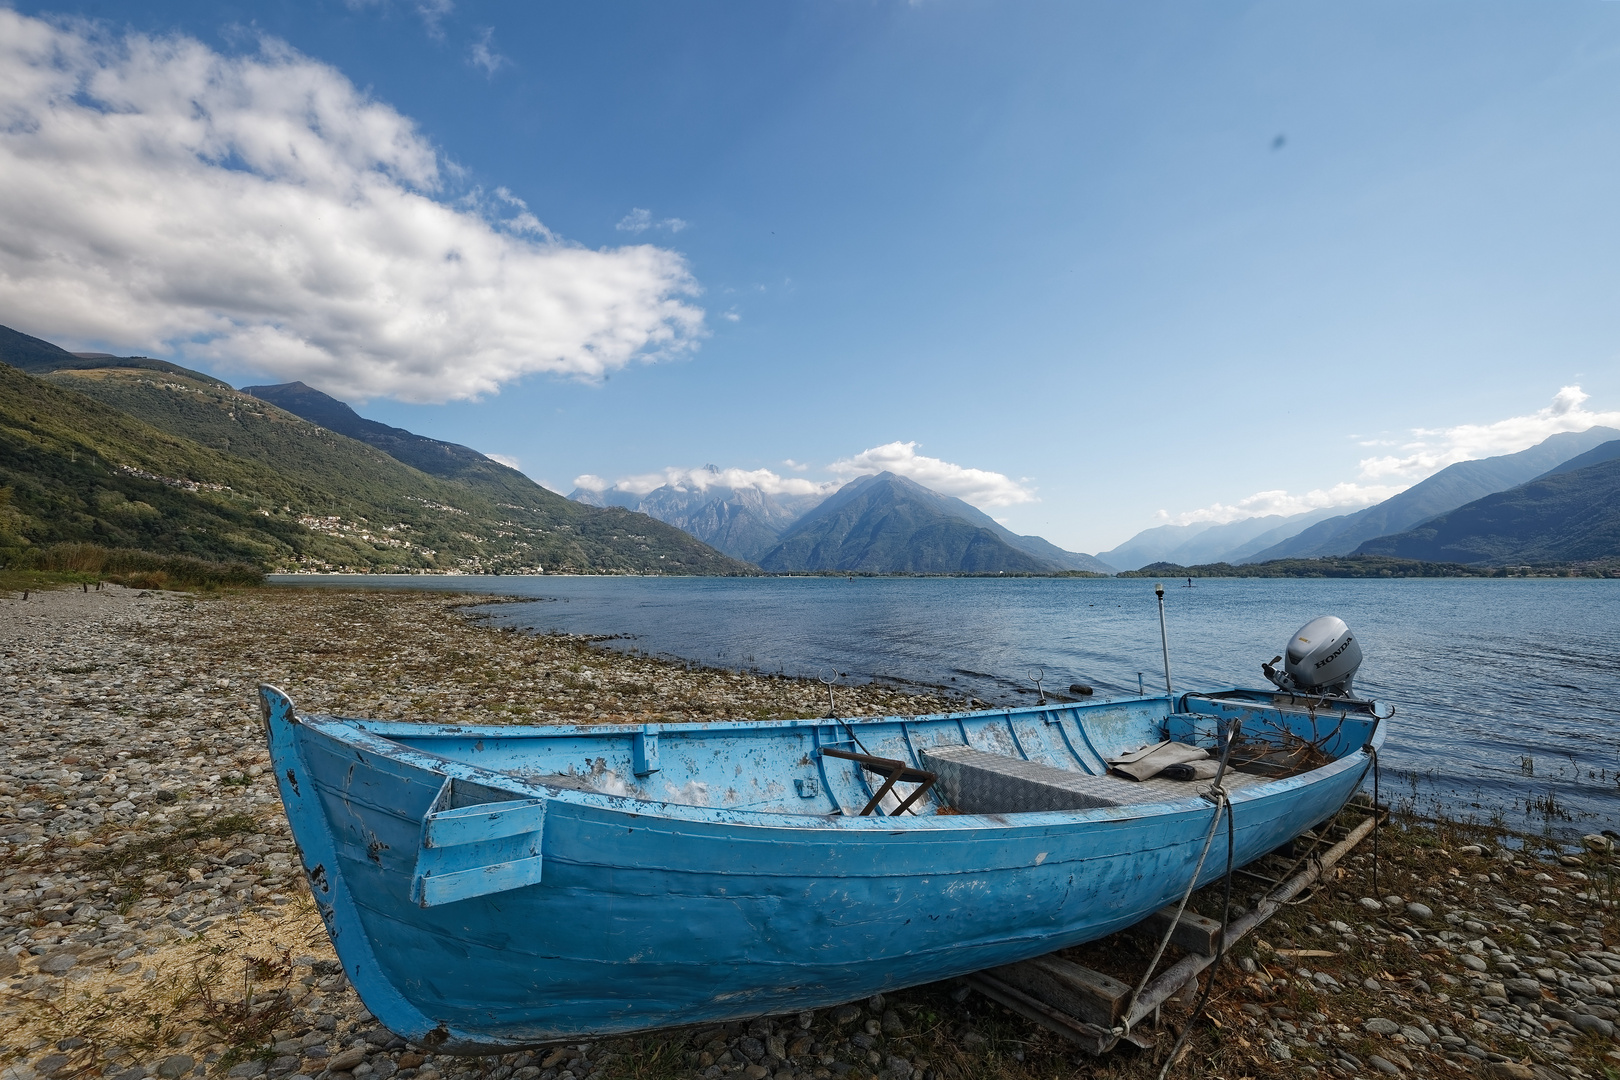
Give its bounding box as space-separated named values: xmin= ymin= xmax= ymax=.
xmin=259 ymin=684 xmax=1385 ymax=1053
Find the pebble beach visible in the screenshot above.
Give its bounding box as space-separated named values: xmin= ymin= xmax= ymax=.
xmin=2 ymin=584 xmax=1618 ymax=1080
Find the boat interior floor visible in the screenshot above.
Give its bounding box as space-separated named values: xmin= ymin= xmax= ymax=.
xmin=920 ymin=745 xmax=1268 ymax=815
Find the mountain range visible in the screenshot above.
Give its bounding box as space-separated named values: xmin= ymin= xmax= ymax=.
xmin=1096 ymin=507 xmax=1342 ymax=571
xmin=1097 ymin=427 xmax=1620 ymax=571
xmin=572 ymin=470 xmax=1115 ymax=573
xmin=757 ymin=472 xmax=1115 ymax=574
xmin=1356 ymin=445 xmax=1620 ymax=565
xmin=0 ymin=325 xmax=751 ymax=575
xmin=5 ymin=317 xmax=1616 ymax=577
xmin=1237 ymin=428 xmax=1620 ymax=563
xmin=572 ymin=470 xmax=826 ymax=563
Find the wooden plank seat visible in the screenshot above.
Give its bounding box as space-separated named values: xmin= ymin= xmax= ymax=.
xmin=919 ymin=745 xmax=1266 ymax=814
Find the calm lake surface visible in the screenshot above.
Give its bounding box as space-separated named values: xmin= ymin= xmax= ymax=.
xmin=273 ymin=574 xmax=1620 ymax=833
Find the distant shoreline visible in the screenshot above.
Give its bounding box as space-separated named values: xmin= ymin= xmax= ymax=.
xmin=267 ymin=553 xmax=1620 ymax=581
xmin=1115 ymin=554 xmax=1620 ymax=579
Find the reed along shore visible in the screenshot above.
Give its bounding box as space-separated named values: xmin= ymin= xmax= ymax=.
xmin=1 ymin=584 xmax=1616 ymax=1080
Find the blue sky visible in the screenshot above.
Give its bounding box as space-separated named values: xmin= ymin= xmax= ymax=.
xmin=3 ymin=1 xmax=1620 ymax=552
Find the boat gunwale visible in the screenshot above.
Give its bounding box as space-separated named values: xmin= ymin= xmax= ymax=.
xmin=294 ymin=692 xmax=1386 ymax=833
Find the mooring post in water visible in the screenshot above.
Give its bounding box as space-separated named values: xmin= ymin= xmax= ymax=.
xmin=1155 ymin=582 xmax=1174 ymax=699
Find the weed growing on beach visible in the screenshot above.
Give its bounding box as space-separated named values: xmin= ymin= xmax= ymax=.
xmin=193 ymin=950 xmax=295 ymax=1069
xmin=83 ymin=812 xmax=261 ymax=909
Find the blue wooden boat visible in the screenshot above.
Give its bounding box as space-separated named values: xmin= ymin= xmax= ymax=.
xmin=260 ymin=683 xmax=1385 ymax=1053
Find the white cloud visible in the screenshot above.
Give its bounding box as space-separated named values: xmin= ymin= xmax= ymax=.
xmin=600 ymin=466 xmax=835 ymax=499
xmin=1359 ymin=385 xmax=1620 ymax=483
xmin=616 ymin=208 xmax=689 ymax=234
xmin=484 ymin=452 xmax=520 ymax=470
xmin=468 ymin=27 xmax=507 ymax=75
xmin=0 ymin=12 xmax=704 ymax=403
xmin=1158 ymin=483 xmax=1403 ymax=526
xmin=1161 ymin=386 xmax=1619 ymax=526
xmin=829 ymin=441 xmax=1037 ymax=508
xmin=571 ymin=474 xmax=609 ymax=493
xmin=578 ymin=444 xmax=1036 ymax=509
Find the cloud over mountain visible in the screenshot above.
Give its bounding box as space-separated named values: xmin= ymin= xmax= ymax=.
xmin=0 ymin=11 xmax=704 ymax=403
xmin=573 ymin=465 xmax=834 ymax=499
xmin=829 ymin=442 xmax=1035 ymax=508
xmin=1160 ymin=386 xmax=1620 ymax=527
xmin=576 ymin=442 xmax=1035 ymax=512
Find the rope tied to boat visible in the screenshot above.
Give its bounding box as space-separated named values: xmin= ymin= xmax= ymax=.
xmin=1365 ymin=741 xmax=1381 ymax=897
xmin=1153 ymin=779 xmax=1237 ymax=1080
xmin=1144 ymin=717 xmax=1386 ymax=1073
xmin=1113 ymin=715 xmax=1242 ymax=1045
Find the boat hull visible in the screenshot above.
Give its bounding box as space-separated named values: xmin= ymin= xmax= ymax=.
xmin=264 ymin=689 xmax=1381 ymax=1052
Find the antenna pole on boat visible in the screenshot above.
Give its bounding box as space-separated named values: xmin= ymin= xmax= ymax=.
xmin=1155 ymin=582 xmax=1174 ymax=699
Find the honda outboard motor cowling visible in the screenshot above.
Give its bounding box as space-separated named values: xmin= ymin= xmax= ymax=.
xmin=1262 ymin=615 xmax=1362 ymax=697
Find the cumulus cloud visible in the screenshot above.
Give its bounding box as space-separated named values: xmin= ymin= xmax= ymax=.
xmin=616 ymin=208 xmax=689 ymax=234
xmin=577 ymin=443 xmax=1036 ymax=509
xmin=484 ymin=452 xmax=521 ymax=470
xmin=0 ymin=12 xmax=704 ymax=403
xmin=1359 ymin=385 xmax=1620 ymax=483
xmin=583 ymin=465 xmax=835 ymax=499
xmin=829 ymin=441 xmax=1037 ymax=508
xmin=1161 ymin=386 xmax=1620 ymax=526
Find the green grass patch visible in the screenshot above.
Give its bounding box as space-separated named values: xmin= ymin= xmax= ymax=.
xmin=83 ymin=812 xmax=262 ymax=882
xmin=5 ymin=542 xmax=264 ymax=589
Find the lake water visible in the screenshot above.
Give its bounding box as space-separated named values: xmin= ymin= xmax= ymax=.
xmin=272 ymin=574 xmax=1620 ymax=833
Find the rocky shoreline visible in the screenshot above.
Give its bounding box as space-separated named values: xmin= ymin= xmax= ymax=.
xmin=2 ymin=584 xmax=1616 ymax=1080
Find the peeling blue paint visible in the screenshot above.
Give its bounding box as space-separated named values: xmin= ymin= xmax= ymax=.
xmin=259 ymin=682 xmax=1383 ymax=1053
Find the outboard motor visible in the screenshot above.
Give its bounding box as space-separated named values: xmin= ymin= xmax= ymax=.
xmin=1262 ymin=616 xmax=1362 ymax=697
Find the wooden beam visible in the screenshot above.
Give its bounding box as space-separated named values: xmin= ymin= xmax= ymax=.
xmin=984 ymin=955 xmax=1131 ymax=1027
xmin=963 ymin=972 xmax=1121 ymax=1054
xmin=1127 ymin=905 xmax=1224 ymax=957
xmin=1123 ymin=810 xmax=1380 ymax=1028
xmin=962 ymin=802 xmax=1384 ymax=1058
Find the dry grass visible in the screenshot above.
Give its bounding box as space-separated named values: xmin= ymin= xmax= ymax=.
xmin=7 ymin=892 xmax=330 ymax=1078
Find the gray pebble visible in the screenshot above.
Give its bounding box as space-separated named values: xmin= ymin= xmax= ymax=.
xmin=1363 ymin=1018 xmax=1400 ymax=1036
xmin=37 ymin=954 xmax=77 ymax=975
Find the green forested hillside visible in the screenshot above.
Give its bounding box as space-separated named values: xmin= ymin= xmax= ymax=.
xmin=241 ymin=380 xmax=555 ymax=511
xmin=1 ymin=360 xmax=751 ymax=574
xmin=1355 ymin=456 xmax=1620 ymax=565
